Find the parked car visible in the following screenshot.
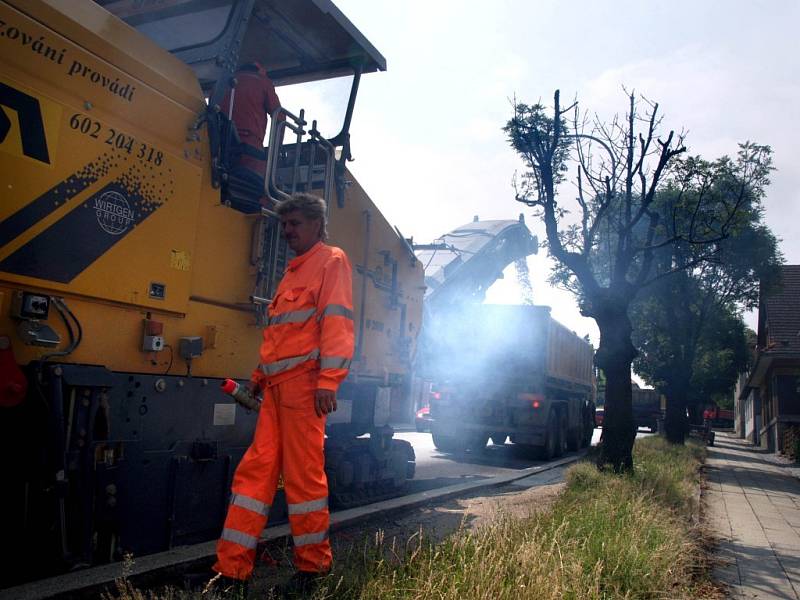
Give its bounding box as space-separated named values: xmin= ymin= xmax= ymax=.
xmin=594 ymin=407 xmax=604 ymax=428
xmin=415 ymin=406 xmax=432 ymax=432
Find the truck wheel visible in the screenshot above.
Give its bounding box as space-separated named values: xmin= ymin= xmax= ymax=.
xmin=581 ymin=419 xmax=593 ymax=447
xmin=581 ymin=403 xmax=595 ymax=447
xmin=555 ymin=414 xmax=568 ymax=457
xmin=466 ymin=432 xmax=489 ymax=453
xmin=567 ymin=422 xmax=582 ymax=451
xmin=539 ymin=411 xmax=558 ymax=460
xmin=395 ymin=439 xmax=416 ymax=480
xmin=490 ymin=433 xmax=508 ymax=446
xmin=432 ymin=432 xmax=458 ymax=453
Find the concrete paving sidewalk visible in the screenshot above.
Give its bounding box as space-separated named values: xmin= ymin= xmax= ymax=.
xmin=706 ymin=431 xmax=800 ymax=599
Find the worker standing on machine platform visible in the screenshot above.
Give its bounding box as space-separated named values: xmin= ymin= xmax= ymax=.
xmin=221 ymin=62 xmax=282 ymax=185
xmin=207 ymin=192 xmax=354 ymax=596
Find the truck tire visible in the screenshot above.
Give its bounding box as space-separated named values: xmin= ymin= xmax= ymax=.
xmin=396 ymin=439 xmax=416 ymax=480
xmin=432 ymin=432 xmax=458 ymax=453
xmin=555 ymin=414 xmax=568 ymax=457
xmin=465 ymin=431 xmax=489 ymax=453
xmin=567 ymin=422 xmax=582 ymax=451
xmin=539 ymin=411 xmax=559 ymax=460
xmin=580 ymin=418 xmax=593 ymax=447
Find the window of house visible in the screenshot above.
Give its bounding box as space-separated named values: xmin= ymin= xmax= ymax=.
xmin=777 ymin=374 xmax=800 ymax=415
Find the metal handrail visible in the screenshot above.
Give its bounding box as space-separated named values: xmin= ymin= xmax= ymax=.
xmin=253 ymin=106 xmax=338 ymax=317
xmin=263 ymin=107 xmax=336 ymax=208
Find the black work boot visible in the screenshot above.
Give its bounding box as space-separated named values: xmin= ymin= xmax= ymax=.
xmin=272 ymin=570 xmax=328 ymax=599
xmin=202 ymin=572 xmax=249 ymax=598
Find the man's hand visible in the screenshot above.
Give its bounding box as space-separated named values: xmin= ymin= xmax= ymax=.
xmin=246 ymin=380 xmax=261 ymax=398
xmin=314 ymin=389 xmax=337 ymax=417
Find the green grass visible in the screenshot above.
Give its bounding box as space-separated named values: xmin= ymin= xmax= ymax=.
xmin=310 ymin=437 xmax=712 ymax=600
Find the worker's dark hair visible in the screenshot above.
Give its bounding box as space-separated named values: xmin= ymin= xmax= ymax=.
xmin=276 ymin=193 xmax=328 ymax=240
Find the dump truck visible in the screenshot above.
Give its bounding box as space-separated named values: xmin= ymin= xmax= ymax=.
xmin=632 ymin=387 xmax=663 ymax=432
xmin=0 ymin=0 xmax=422 ymax=586
xmin=424 ymin=304 xmax=595 ymax=458
xmin=413 ymin=219 xmax=594 ymax=458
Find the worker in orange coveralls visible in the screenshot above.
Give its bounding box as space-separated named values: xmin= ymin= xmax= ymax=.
xmin=205 ymin=192 xmax=354 ymax=597
xmin=221 ymin=62 xmax=282 ymax=184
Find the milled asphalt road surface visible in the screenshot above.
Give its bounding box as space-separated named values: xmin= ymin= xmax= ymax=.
xmin=395 ymin=431 xmax=574 ymax=493
xmin=396 ymin=426 xmax=633 ymax=494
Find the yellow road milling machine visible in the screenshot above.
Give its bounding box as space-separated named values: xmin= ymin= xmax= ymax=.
xmin=0 ymin=0 xmax=423 ymax=586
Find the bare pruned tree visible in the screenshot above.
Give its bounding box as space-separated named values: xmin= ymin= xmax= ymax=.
xmin=505 ymin=90 xmax=751 ymax=471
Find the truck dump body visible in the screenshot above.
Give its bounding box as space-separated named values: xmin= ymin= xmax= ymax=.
xmin=426 ymin=304 xmax=595 ymax=456
xmin=423 ymin=304 xmax=592 ymax=389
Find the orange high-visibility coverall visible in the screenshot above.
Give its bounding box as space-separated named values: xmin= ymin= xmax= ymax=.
xmin=214 ymin=241 xmax=354 ymax=579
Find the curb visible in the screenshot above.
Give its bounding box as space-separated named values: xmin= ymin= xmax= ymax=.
xmin=1 ymin=452 xmax=585 ymax=600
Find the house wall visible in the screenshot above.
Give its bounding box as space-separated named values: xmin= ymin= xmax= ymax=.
xmin=734 ymin=373 xmax=748 ymax=438
xmin=760 ymin=374 xmax=776 ymax=451
xmin=759 ymin=366 xmax=800 ymax=453
xmin=743 ymin=388 xmax=754 ymax=442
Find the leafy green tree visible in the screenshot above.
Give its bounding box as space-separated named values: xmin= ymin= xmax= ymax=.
xmin=688 ymin=313 xmax=751 ymax=415
xmin=505 ymin=91 xmax=763 ymax=471
xmin=632 ymin=154 xmax=780 ymax=443
xmin=633 ymin=287 xmax=754 ymax=440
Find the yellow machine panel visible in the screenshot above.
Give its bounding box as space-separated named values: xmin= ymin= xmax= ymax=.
xmin=0 ymin=1 xmax=205 ymax=314
xmin=329 ymin=170 xmax=424 ymax=384
xmin=0 ymin=1 xmax=267 ymax=376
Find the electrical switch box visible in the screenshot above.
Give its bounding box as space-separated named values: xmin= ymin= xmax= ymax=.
xmin=141 ymin=318 xmax=165 ymax=352
xmin=11 ymin=291 xmax=50 ymax=320
xmin=179 ymin=336 xmax=203 ymax=360
xmin=142 ymin=335 xmax=165 ymax=352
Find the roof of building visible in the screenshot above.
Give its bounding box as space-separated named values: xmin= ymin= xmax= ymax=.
xmin=762 ymin=265 xmax=800 ymax=352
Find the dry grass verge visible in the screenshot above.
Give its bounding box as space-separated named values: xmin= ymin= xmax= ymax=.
xmin=310 ymin=437 xmax=713 ymax=599
xmin=109 ymin=437 xmax=717 ymax=599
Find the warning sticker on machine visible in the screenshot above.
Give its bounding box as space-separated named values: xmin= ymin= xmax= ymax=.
xmin=170 ymin=249 xmax=191 ymax=271
xmin=213 ymin=403 xmax=236 ymax=426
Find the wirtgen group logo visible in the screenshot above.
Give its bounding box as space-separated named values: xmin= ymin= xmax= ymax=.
xmin=94 ymin=190 xmax=134 ymax=235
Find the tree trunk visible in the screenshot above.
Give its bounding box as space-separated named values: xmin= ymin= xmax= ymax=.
xmin=664 ymin=385 xmax=689 ymax=444
xmin=595 ymin=304 xmax=637 ymax=472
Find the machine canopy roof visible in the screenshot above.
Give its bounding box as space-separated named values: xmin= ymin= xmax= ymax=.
xmin=95 ymin=0 xmax=386 ymax=90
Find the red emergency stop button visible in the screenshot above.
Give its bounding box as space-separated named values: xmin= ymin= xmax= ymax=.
xmin=0 ymin=336 xmax=27 ymax=408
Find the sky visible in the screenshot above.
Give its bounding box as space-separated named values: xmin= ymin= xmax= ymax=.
xmin=280 ymin=0 xmax=800 ymax=356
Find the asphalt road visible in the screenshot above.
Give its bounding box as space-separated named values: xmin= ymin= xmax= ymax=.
xmin=396 ymin=427 xmax=651 ymax=495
